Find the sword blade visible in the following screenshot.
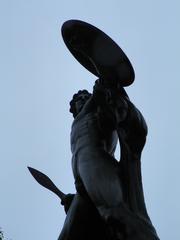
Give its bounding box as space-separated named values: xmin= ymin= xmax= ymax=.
xmin=28 ymin=166 xmax=65 ymax=200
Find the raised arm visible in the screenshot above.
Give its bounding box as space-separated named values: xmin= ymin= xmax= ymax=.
xmin=92 ymin=79 xmax=128 ymax=130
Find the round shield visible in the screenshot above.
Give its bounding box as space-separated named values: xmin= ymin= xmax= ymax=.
xmin=61 ymin=20 xmax=135 ymax=87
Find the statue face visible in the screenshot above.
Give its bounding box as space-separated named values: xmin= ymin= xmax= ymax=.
xmin=74 ymin=92 xmax=90 ymax=115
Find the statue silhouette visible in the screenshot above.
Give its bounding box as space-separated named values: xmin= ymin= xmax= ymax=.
xmin=28 ymin=20 xmax=160 ymax=240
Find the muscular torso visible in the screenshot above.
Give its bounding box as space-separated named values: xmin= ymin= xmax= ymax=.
xmin=71 ymin=106 xmax=118 ymax=155
xmin=71 ymin=96 xmax=118 ymax=181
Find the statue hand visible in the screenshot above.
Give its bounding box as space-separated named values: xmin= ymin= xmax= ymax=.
xmin=61 ymin=193 xmax=75 ymax=214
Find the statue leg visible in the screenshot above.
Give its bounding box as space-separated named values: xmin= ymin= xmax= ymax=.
xmin=58 ymin=193 xmax=108 ymax=240
xmin=77 ymin=150 xmax=133 ymax=238
xmin=78 ymin=150 xmax=124 ymax=215
xmin=77 ymin=151 xmax=160 ymax=240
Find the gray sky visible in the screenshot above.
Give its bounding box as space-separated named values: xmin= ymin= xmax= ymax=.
xmin=0 ymin=0 xmax=180 ymax=239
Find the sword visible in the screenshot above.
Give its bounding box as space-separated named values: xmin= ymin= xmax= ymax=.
xmin=28 ymin=167 xmax=74 ymax=213
xmin=28 ymin=166 xmax=66 ymax=201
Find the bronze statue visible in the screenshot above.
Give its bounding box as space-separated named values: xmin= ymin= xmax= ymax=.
xmin=28 ymin=20 xmax=160 ymax=240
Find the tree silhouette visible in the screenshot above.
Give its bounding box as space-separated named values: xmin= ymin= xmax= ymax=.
xmin=0 ymin=228 xmax=4 ymax=240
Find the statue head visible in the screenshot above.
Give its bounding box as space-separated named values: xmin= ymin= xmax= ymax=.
xmin=69 ymin=90 xmax=91 ymax=118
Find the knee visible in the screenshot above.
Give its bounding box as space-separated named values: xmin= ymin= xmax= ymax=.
xmin=98 ymin=204 xmax=129 ymax=240
xmin=97 ymin=203 xmax=129 ymax=223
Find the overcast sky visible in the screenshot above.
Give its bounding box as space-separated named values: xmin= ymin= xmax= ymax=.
xmin=0 ymin=0 xmax=180 ymax=239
